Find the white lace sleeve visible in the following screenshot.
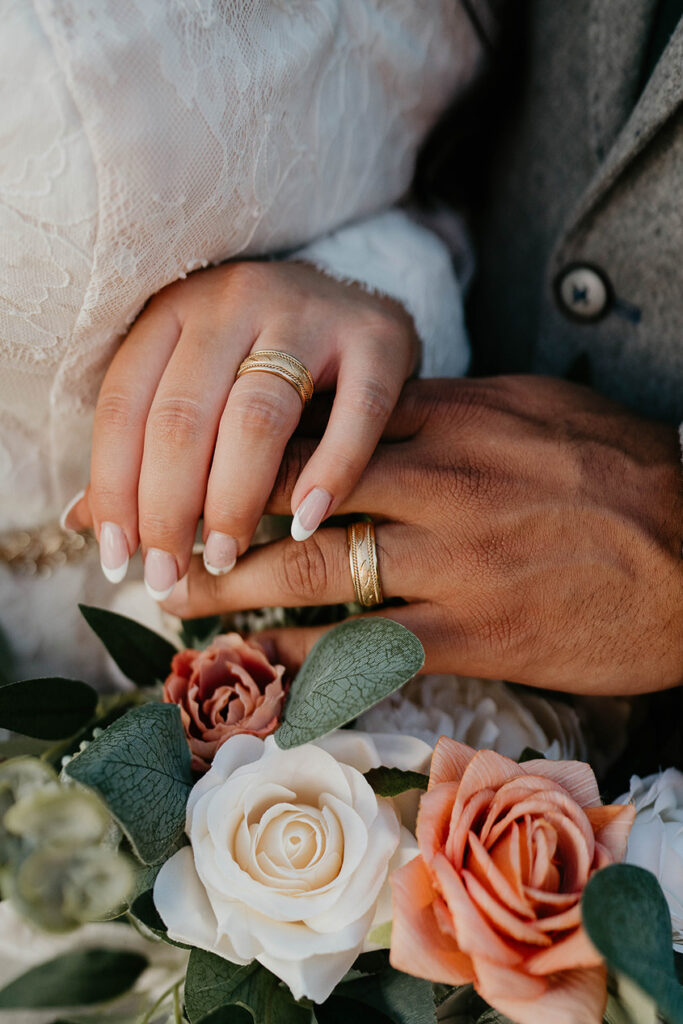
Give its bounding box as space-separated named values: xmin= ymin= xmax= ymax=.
xmin=288 ymin=209 xmax=470 ymax=379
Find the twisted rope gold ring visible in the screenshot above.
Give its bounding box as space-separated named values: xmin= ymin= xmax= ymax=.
xmin=236 ymin=350 xmax=314 ymax=408
xmin=347 ymin=520 xmax=383 ymax=607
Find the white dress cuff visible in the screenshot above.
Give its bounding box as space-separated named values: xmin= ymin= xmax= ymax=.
xmin=289 ymin=209 xmax=470 ymax=379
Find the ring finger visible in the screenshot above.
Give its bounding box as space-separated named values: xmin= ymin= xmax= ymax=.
xmin=201 ymin=337 xmax=328 ymax=574
xmin=163 ymin=523 xmax=421 ymax=618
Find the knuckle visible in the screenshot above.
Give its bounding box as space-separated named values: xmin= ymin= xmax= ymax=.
xmin=230 ymin=388 xmax=295 ymax=439
xmin=223 ymin=261 xmax=268 ymax=299
xmin=138 ymin=508 xmax=185 ymax=552
xmin=345 ymin=377 xmax=395 ymax=424
xmin=277 ymin=537 xmax=330 ymax=601
xmin=96 ymin=391 xmax=136 ymax=434
xmin=147 ymin=396 xmax=205 ymax=449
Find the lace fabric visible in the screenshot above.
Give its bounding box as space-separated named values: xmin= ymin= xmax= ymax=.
xmin=0 ymin=0 xmax=482 ymax=678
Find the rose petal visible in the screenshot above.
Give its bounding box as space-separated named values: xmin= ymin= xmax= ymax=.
xmin=416 ymin=782 xmax=462 ymax=866
xmin=432 ymin=853 xmax=523 ymax=966
xmin=448 ymin=749 xmax=521 ymax=817
xmin=520 ymin=758 xmax=601 ymax=810
xmin=428 ymin=737 xmax=479 ymax=788
xmin=471 ymin=958 xmax=548 ymax=1003
xmin=390 ymin=856 xmax=475 ymax=985
xmin=365 ymin=826 xmax=419 ymax=949
xmin=307 ymin=800 xmax=399 ymax=932
xmin=154 ymin=847 xmax=246 ymax=963
xmin=465 ymin=831 xmax=534 ymax=919
xmin=483 ymin=790 xmax=595 ymax=893
xmin=525 ymin=927 xmax=603 ymax=974
xmin=533 ymin=904 xmax=582 ymax=933
xmin=474 ymin=961 xmax=607 ymax=1024
xmin=257 ymin=945 xmax=363 ymax=1004
xmin=445 ymin=788 xmax=496 ymax=871
xmin=585 ymin=803 xmax=635 ymax=864
xmin=461 ymin=869 xmax=550 ymax=946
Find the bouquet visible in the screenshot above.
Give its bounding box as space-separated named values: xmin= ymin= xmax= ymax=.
xmin=0 ymin=603 xmax=681 ymax=1024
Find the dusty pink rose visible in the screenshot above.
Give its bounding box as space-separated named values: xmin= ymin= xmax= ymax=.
xmin=390 ymin=738 xmax=635 ymax=1024
xmin=163 ymin=634 xmax=286 ymax=772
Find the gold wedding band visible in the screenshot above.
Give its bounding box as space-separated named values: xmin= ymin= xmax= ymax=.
xmin=347 ymin=520 xmax=384 ymax=607
xmin=236 ymin=350 xmax=314 ymax=408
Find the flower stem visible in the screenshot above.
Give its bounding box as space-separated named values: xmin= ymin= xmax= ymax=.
xmin=137 ymin=977 xmax=184 ymax=1024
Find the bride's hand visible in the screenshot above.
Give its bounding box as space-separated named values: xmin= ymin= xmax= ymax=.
xmin=66 ymin=261 xmax=418 ymax=598
xmin=160 ymin=377 xmax=683 ymax=695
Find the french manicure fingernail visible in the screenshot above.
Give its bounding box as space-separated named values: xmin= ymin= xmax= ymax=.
xmin=99 ymin=522 xmax=129 ymax=584
xmin=291 ymin=488 xmax=332 ymax=542
xmin=203 ymin=531 xmax=238 ymax=576
xmin=144 ymin=548 xmax=178 ymax=601
xmin=60 ymin=489 xmax=86 ymax=533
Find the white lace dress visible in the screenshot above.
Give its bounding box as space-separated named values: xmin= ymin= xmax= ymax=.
xmin=0 ymin=0 xmax=482 ymax=682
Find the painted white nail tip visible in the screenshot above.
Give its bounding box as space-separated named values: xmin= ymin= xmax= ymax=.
xmin=101 ymin=556 xmax=129 ymax=585
xmin=202 ymin=553 xmax=235 ymax=576
xmin=59 ymin=489 xmax=86 ymax=532
xmin=145 ymin=580 xmax=175 ymax=603
xmin=291 ymin=514 xmax=316 ymax=543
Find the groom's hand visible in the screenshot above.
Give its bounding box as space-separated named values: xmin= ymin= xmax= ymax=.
xmin=165 ymin=377 xmax=683 ymax=695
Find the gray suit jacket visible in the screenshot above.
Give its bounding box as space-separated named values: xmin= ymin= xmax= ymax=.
xmin=467 ymin=0 xmax=683 ymax=423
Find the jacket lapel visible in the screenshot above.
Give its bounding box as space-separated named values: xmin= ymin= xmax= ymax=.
xmin=587 ymin=0 xmax=659 ymax=161
xmin=575 ymin=10 xmax=683 ymax=227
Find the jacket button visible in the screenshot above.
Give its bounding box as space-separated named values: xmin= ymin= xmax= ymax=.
xmin=555 ymin=264 xmax=612 ymax=321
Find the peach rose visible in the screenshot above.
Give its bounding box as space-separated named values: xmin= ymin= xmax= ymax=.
xmin=390 ymin=738 xmax=635 ymax=1024
xmin=163 ymin=634 xmax=286 ymax=772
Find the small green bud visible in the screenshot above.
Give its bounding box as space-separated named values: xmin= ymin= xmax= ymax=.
xmin=4 ymin=788 xmax=110 ymax=847
xmin=10 ymin=845 xmax=134 ymax=931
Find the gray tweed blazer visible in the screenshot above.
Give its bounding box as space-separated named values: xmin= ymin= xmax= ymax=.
xmin=467 ymin=0 xmax=683 ymax=424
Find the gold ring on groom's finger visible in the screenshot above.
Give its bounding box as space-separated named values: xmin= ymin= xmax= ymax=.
xmin=347 ymin=520 xmax=384 ymax=607
xmin=236 ymin=350 xmax=314 ymax=408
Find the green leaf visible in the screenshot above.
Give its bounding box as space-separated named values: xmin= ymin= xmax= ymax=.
xmin=337 ymin=966 xmax=436 ymax=1024
xmin=582 ymin=864 xmax=683 ymax=1024
xmin=79 ymin=604 xmax=178 ymax=687
xmin=276 ymin=620 xmax=424 ymax=749
xmin=129 ymin=888 xmax=191 ymax=949
xmin=65 ymin=703 xmax=193 ymax=864
xmin=364 ymin=766 xmax=429 ymax=797
xmin=184 ymin=950 xmax=313 ymax=1024
xmin=0 ymin=677 xmax=98 ymax=739
xmin=0 ymin=949 xmax=148 ymax=1008
xmin=518 ymin=747 xmax=546 ymax=763
xmin=315 ymin=996 xmax=393 ymax=1024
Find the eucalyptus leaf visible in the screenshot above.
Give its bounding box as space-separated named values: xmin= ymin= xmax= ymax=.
xmin=129 ymin=888 xmax=191 ymax=949
xmin=582 ymin=864 xmax=683 ymax=1024
xmin=518 ymin=747 xmax=545 ymax=763
xmin=0 ymin=677 xmax=97 ymax=740
xmin=337 ymin=965 xmax=436 ymax=1024
xmin=0 ymin=949 xmax=148 ymax=1008
xmin=184 ymin=950 xmax=313 ymax=1024
xmin=476 ymin=1011 xmax=516 ymax=1024
xmin=276 ymin=620 xmax=424 ymax=749
xmin=364 ymin=766 xmax=429 ymax=797
xmin=315 ymin=996 xmax=393 ymax=1024
xmin=79 ymin=604 xmax=178 ymax=687
xmin=65 ymin=704 xmax=193 ymax=865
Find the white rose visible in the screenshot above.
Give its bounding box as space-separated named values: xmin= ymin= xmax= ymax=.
xmin=153 ymin=731 xmax=431 ymax=1003
xmin=356 ymin=675 xmax=587 ymax=762
xmin=616 ymin=768 xmax=683 ymax=952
